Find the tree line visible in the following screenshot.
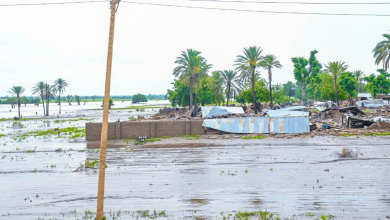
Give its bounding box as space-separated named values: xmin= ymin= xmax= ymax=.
xmin=168 ymin=31 xmax=390 ymax=111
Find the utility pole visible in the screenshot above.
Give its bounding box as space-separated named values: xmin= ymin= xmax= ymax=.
xmin=96 ymin=0 xmax=120 ymax=219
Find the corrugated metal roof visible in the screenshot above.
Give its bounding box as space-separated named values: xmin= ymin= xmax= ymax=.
xmin=202 ymin=116 xmax=310 ymax=134
xmin=277 ymin=106 xmax=307 ymax=111
xmin=201 ymin=106 xmax=244 ymax=118
xmin=267 ymin=110 xmax=309 ymax=117
xmin=357 ymin=99 xmax=388 ymax=107
xmin=358 ymin=93 xmax=372 ymax=98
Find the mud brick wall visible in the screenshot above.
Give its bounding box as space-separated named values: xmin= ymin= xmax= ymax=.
xmin=86 ymin=120 xmax=206 ymax=141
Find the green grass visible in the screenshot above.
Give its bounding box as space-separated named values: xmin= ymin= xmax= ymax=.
xmin=364 ymin=131 xmax=390 ymax=136
xmin=85 ymin=159 xmax=99 ymax=169
xmin=23 ymin=127 xmax=85 ymax=138
xmin=91 ymin=105 xmax=167 ymax=111
xmin=0 ymin=134 xmax=5 ymax=138
xmin=341 ymin=134 xmax=353 ymax=137
xmin=54 ymin=118 xmax=95 ymax=123
xmin=363 ymin=110 xmax=371 ymax=113
xmin=182 ymin=135 xmax=200 ymax=140
xmin=0 ymin=118 xmax=43 ymax=122
xmin=234 ymin=210 xmax=280 ymax=220
xmin=142 ymin=137 xmax=161 ymax=144
xmin=241 ymin=135 xmax=265 ymax=140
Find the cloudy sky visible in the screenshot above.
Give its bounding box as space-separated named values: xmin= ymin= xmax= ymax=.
xmin=0 ymin=0 xmax=389 ymax=96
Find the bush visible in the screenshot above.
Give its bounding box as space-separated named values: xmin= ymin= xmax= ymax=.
xmin=101 ymin=98 xmax=114 ymax=109
xmin=132 ymin=94 xmax=147 ymax=104
xmin=336 ymin=147 xmax=360 ymax=158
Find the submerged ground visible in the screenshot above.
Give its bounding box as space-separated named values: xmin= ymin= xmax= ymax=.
xmin=0 ymin=102 xmax=389 ymax=220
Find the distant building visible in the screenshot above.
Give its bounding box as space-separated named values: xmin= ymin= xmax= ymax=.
xmin=357 ymin=93 xmax=372 ymax=101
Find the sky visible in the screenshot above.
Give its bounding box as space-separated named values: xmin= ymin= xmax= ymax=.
xmin=0 ymin=0 xmax=389 ymax=97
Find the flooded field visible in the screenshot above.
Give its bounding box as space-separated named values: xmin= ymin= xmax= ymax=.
xmin=1 ymin=103 xmax=390 ymax=219
xmin=0 ymin=100 xmax=168 ymax=120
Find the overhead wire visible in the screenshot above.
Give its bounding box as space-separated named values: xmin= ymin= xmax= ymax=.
xmin=1 ymin=0 xmax=390 ymax=17
xmin=0 ymin=0 xmax=108 ymax=7
xmin=121 ymin=1 xmax=390 ymax=16
xmin=164 ymin=0 xmax=390 ymax=5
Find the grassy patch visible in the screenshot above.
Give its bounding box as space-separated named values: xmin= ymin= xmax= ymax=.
xmin=143 ymin=137 xmax=161 ymax=144
xmin=234 ymin=210 xmax=279 ymax=220
xmin=182 ymin=135 xmax=200 ymax=140
xmin=54 ymin=118 xmax=95 ymax=123
xmin=364 ymin=131 xmax=390 ymax=136
xmin=128 ymin=116 xmax=137 ymax=121
xmin=0 ymin=118 xmax=41 ymax=122
xmin=124 ymin=137 xmax=138 ymax=144
xmin=0 ymin=134 xmax=5 ymax=138
xmin=135 ymin=210 xmax=168 ymax=218
xmin=85 ymin=159 xmax=99 ymax=169
xmin=341 ymin=134 xmax=353 ymax=137
xmin=23 ymin=127 xmax=85 ymax=138
xmin=363 ymin=110 xmax=371 ymax=113
xmin=91 ymin=105 xmax=166 ymax=111
xmin=241 ymin=135 xmax=265 ymax=140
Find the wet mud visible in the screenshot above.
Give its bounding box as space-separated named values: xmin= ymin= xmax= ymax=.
xmin=1 ymin=104 xmax=390 ymax=219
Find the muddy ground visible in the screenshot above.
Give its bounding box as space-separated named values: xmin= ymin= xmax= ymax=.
xmin=1 ymin=103 xmax=390 ymax=219
xmin=1 ymin=132 xmax=390 ymax=219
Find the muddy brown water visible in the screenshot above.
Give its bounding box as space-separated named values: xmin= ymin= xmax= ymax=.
xmin=1 ymin=118 xmax=390 ymax=219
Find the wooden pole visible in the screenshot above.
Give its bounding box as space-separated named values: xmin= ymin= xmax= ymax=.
xmin=96 ymin=0 xmax=117 ymax=219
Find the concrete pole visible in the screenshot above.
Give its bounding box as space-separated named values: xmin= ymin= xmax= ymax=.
xmin=96 ymin=0 xmax=117 ymax=219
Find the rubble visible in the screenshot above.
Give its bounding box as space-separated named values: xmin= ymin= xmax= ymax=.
xmin=125 ymin=101 xmax=390 ymax=137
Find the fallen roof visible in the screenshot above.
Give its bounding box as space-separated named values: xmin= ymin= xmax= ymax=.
xmin=277 ymin=106 xmax=308 ymax=111
xmin=200 ymin=106 xmax=244 ymax=118
xmin=202 ymin=116 xmax=310 ymax=134
xmin=267 ymin=110 xmax=309 ymax=117
xmin=339 ymin=106 xmax=366 ymax=115
xmin=318 ymin=106 xmax=366 ymax=115
xmin=357 ymin=99 xmax=387 ymax=107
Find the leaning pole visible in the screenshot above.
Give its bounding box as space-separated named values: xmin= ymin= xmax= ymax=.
xmin=96 ymin=0 xmax=118 ymax=219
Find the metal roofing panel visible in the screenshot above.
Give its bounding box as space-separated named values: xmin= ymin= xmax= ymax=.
xmin=202 ymin=116 xmax=310 ymax=134
xmin=201 ymin=106 xmax=244 ymax=118
xmin=277 ymin=106 xmax=307 ymax=111
xmin=267 ymin=110 xmax=309 ymax=117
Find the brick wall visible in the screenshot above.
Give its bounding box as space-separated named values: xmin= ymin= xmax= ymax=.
xmin=86 ymin=120 xmax=206 ymax=141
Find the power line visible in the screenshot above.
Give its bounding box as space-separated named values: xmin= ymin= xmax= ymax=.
xmin=0 ymin=0 xmax=108 ymax=7
xmin=1 ymin=0 xmax=389 ymax=6
xmin=1 ymin=0 xmax=389 ymax=17
xmin=170 ymin=0 xmax=390 ymax=5
xmin=121 ymin=1 xmax=390 ymax=16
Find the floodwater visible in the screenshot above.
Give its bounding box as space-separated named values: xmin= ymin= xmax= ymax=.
xmin=0 ymin=100 xmax=169 ymax=119
xmin=0 ymin=103 xmax=390 ymax=219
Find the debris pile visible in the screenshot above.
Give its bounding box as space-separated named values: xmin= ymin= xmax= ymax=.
xmin=125 ymin=100 xmax=390 ymax=137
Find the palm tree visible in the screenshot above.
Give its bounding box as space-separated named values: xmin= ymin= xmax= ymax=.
xmin=353 ymin=70 xmax=364 ymax=100
xmin=373 ymin=32 xmax=390 ymax=71
xmin=220 ymin=70 xmax=240 ymax=106
xmin=235 ymin=46 xmax=263 ymax=114
xmin=53 ymin=78 xmax=68 ymax=114
xmin=8 ymin=86 xmax=26 ymax=118
xmin=208 ymin=71 xmax=224 ymax=106
xmin=44 ymin=83 xmax=54 ymax=116
xmin=173 ymin=49 xmax=212 ymax=114
xmin=32 ymin=81 xmax=46 ymax=115
xmin=261 ymin=55 xmax=282 ymax=108
xmin=325 ymin=61 xmax=348 ymax=106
